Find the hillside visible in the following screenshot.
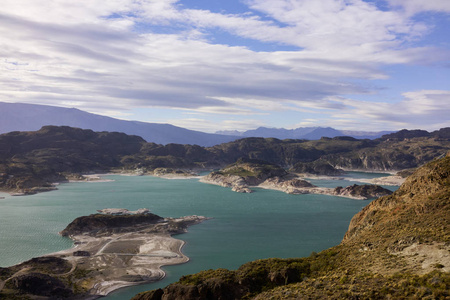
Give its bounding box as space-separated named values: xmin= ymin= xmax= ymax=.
xmin=0 ymin=126 xmax=146 ymax=193
xmin=132 ymin=154 xmax=450 ymax=300
xmin=209 ymin=133 xmax=450 ymax=170
xmin=0 ymin=126 xmax=449 ymax=194
xmin=0 ymin=102 xmax=239 ymax=146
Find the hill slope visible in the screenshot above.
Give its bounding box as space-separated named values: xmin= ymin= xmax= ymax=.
xmin=1 ymin=126 xmax=449 ymax=194
xmin=0 ymin=102 xmax=239 ymax=146
xmin=133 ymin=154 xmax=450 ymax=299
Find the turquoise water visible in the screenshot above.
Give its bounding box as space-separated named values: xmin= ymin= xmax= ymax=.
xmin=0 ymin=173 xmax=396 ymax=299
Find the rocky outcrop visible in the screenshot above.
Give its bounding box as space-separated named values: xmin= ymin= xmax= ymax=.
xmin=200 ymin=159 xmax=289 ymax=193
xmin=201 ymin=160 xmax=390 ymax=199
xmin=60 ymin=210 xmax=164 ymax=237
xmin=258 ymin=176 xmax=315 ymax=194
xmin=152 ymin=168 xmax=198 ymax=178
xmin=333 ymin=184 xmax=393 ymax=200
xmin=12 ymin=273 xmax=73 ymax=298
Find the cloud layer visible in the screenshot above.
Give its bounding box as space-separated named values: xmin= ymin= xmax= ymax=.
xmin=1 ymin=0 xmax=449 ymax=132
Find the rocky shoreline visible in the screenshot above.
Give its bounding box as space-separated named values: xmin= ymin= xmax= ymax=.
xmin=0 ymin=209 xmax=209 ymax=298
xmin=200 ymin=171 xmax=393 ymax=200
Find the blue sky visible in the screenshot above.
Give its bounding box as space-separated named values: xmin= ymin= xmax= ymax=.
xmin=1 ymin=0 xmax=449 ymax=133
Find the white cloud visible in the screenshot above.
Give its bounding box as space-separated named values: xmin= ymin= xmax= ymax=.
xmin=334 ymin=90 xmax=450 ymax=130
xmin=0 ymin=0 xmax=449 ymax=132
xmin=388 ymin=0 xmax=450 ymax=15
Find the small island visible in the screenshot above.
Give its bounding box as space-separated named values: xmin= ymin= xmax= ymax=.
xmin=200 ymin=158 xmax=392 ymax=200
xmin=0 ymin=209 xmax=208 ymax=299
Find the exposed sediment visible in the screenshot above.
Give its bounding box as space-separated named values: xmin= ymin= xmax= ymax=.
xmin=201 ymin=172 xmax=392 ymax=200
xmin=0 ymin=209 xmax=208 ymax=298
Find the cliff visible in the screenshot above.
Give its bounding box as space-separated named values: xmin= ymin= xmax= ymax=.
xmin=132 ymin=154 xmax=450 ymax=299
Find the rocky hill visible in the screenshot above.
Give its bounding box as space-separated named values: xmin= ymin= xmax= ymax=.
xmin=208 ymin=133 xmax=450 ymax=171
xmin=1 ymin=126 xmax=449 ymax=194
xmin=60 ymin=211 xmax=164 ymax=237
xmin=0 ymin=126 xmax=146 ymax=193
xmin=132 ymin=154 xmax=450 ymax=300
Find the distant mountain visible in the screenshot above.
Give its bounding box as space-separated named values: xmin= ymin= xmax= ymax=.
xmin=217 ymin=126 xmax=393 ymax=140
xmin=378 ymin=128 xmax=445 ymax=140
xmin=0 ymin=102 xmax=239 ymax=146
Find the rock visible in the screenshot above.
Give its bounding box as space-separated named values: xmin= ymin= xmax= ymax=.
xmin=73 ymin=250 xmax=90 ymax=257
xmin=232 ymin=186 xmax=253 ymax=193
xmin=60 ymin=210 xmax=164 ymax=237
xmin=152 ymin=168 xmax=198 ymax=177
xmin=12 ymin=273 xmax=73 ymax=297
xmin=333 ymin=184 xmax=392 ymax=200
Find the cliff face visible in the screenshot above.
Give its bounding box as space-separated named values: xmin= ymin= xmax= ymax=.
xmin=133 ymin=155 xmax=450 ymax=300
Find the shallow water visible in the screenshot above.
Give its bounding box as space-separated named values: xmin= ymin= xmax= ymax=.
xmin=0 ymin=172 xmax=396 ymax=299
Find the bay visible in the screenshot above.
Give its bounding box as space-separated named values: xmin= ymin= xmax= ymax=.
xmin=0 ymin=173 xmax=396 ymax=299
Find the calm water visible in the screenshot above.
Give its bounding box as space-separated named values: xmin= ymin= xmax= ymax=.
xmin=0 ymin=173 xmax=396 ymax=299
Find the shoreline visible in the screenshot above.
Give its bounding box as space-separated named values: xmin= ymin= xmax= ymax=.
xmin=1 ymin=168 xmax=403 ymax=197
xmin=0 ymin=214 xmax=209 ymax=298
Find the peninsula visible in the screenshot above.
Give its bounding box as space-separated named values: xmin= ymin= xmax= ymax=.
xmin=200 ymin=158 xmax=393 ymax=199
xmin=0 ymin=209 xmax=208 ymax=298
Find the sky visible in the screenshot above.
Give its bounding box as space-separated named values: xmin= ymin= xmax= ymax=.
xmin=1 ymin=0 xmax=450 ymax=133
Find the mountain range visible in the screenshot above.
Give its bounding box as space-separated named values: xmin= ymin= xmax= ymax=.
xmin=217 ymin=126 xmax=393 ymax=140
xmin=0 ymin=102 xmax=239 ymax=147
xmin=1 ymin=102 xmax=393 ymax=145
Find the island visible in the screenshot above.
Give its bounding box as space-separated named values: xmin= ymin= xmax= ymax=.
xmin=0 ymin=209 xmax=208 ymax=299
xmin=200 ymin=158 xmax=393 ymax=199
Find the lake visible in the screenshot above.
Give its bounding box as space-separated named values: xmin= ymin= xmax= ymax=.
xmin=0 ymin=172 xmax=396 ymax=299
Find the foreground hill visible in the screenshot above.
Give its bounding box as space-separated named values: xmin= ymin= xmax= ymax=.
xmin=132 ymin=154 xmax=450 ymax=300
xmin=0 ymin=102 xmax=239 ymax=146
